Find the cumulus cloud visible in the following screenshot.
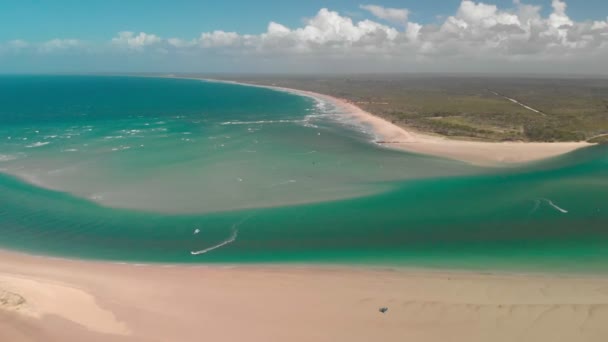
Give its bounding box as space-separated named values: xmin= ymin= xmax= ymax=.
xmin=360 ymin=4 xmax=410 ymax=25
xmin=183 ymin=1 xmax=608 ymax=64
xmin=160 ymin=8 xmax=400 ymax=54
xmin=111 ymin=31 xmax=161 ymax=50
xmin=199 ymin=30 xmax=241 ymax=47
xmin=2 ymin=1 xmax=608 ymax=73
xmin=8 ymin=39 xmax=29 ymax=49
xmin=259 ymin=8 xmax=398 ymax=49
xmin=38 ymin=39 xmax=82 ymax=53
xmin=167 ymin=37 xmax=196 ymax=48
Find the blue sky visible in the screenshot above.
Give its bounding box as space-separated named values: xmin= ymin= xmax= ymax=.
xmin=1 ymin=0 xmax=607 ymax=74
xmin=1 ymin=0 xmax=606 ymax=41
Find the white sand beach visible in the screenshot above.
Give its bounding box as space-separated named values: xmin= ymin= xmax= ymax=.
xmin=194 ymin=77 xmax=592 ymax=166
xmin=1 ymin=76 xmax=601 ymax=342
xmin=1 ymin=250 xmax=608 ymax=342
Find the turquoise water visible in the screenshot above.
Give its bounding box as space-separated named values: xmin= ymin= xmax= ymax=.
xmin=0 ymin=75 xmax=607 ymax=272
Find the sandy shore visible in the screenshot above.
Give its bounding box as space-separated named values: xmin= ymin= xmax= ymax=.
xmin=1 ymin=250 xmax=607 ymax=342
xmin=189 ymin=77 xmax=592 ymax=166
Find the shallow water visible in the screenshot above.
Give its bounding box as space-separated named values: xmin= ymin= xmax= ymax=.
xmin=0 ymin=75 xmax=606 ymax=272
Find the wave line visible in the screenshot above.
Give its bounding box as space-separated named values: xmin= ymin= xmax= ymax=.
xmin=221 ymin=119 xmax=302 ymax=125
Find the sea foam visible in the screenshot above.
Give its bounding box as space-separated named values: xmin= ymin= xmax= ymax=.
xmin=25 ymin=142 xmax=50 ymax=148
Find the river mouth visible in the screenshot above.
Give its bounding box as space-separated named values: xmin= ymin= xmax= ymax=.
xmin=0 ymin=75 xmax=606 ymax=272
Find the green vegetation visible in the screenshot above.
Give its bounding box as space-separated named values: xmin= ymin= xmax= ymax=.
xmin=588 ymin=134 xmax=608 ymax=144
xmin=205 ymin=74 xmax=608 ymax=143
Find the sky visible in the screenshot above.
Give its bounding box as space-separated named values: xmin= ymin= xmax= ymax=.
xmin=1 ymin=0 xmax=607 ymax=74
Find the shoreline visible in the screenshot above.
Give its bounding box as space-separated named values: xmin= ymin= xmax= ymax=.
xmin=1 ymin=75 xmax=605 ymax=341
xmin=2 ymin=249 xmax=608 ymax=341
xmin=175 ymin=76 xmax=592 ymax=166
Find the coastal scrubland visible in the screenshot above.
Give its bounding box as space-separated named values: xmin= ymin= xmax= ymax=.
xmin=208 ymin=74 xmax=608 ymax=143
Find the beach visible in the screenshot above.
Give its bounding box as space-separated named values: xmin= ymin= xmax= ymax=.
xmin=192 ymin=77 xmax=592 ymax=166
xmin=2 ymin=0 xmax=607 ymax=339
xmin=1 ymin=250 xmax=608 ymax=342
xmin=1 ymin=75 xmax=606 ymax=341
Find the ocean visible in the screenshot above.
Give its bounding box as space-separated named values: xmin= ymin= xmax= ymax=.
xmin=0 ymin=75 xmax=606 ymax=272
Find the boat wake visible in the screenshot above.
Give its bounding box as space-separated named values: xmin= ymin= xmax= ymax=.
xmin=190 ymin=214 xmax=254 ymax=256
xmin=190 ymin=229 xmax=239 ymax=256
xmin=530 ymin=198 xmax=569 ymax=215
xmin=543 ymin=199 xmax=569 ymax=214
xmin=529 ymin=199 xmax=541 ymax=215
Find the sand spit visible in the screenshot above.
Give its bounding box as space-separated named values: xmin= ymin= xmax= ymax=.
xmin=190 ymin=77 xmax=591 ymax=166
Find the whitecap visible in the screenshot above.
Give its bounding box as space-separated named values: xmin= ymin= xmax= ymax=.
xmin=25 ymin=141 xmax=50 ymax=148
xmin=119 ymin=129 xmax=142 ymax=135
xmin=271 ymin=179 xmax=297 ymax=187
xmin=300 ymin=122 xmax=320 ymax=129
xmin=0 ymin=154 xmax=18 ymax=162
xmin=90 ymin=194 xmax=104 ymax=201
xmin=220 ymin=119 xmax=303 ymax=125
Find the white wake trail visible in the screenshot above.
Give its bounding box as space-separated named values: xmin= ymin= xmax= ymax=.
xmin=529 ymin=199 xmax=541 ymax=215
xmin=190 ymin=215 xmax=254 ymax=256
xmin=190 ymin=229 xmax=239 ymax=255
xmin=542 ymin=199 xmax=569 ymax=214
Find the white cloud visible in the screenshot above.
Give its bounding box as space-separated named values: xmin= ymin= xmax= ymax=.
xmin=167 ymin=37 xmax=196 ymax=48
xmin=360 ymin=4 xmax=410 ymax=25
xmin=548 ymin=0 xmax=573 ymax=28
xmin=2 ymin=1 xmax=608 ymax=73
xmin=592 ymin=19 xmax=608 ymax=30
xmin=406 ymin=22 xmax=422 ymax=42
xmin=38 ymin=39 xmax=81 ymax=53
xmin=267 ymin=22 xmax=291 ymax=37
xmin=191 ymin=2 xmax=607 ymax=64
xmin=8 ymin=39 xmax=29 ymax=49
xmin=111 ymin=31 xmax=161 ymax=50
xmin=256 ymin=8 xmax=399 ymax=53
xmin=104 ymin=2 xmax=608 ymax=72
xmin=199 ymin=30 xmax=241 ymax=47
